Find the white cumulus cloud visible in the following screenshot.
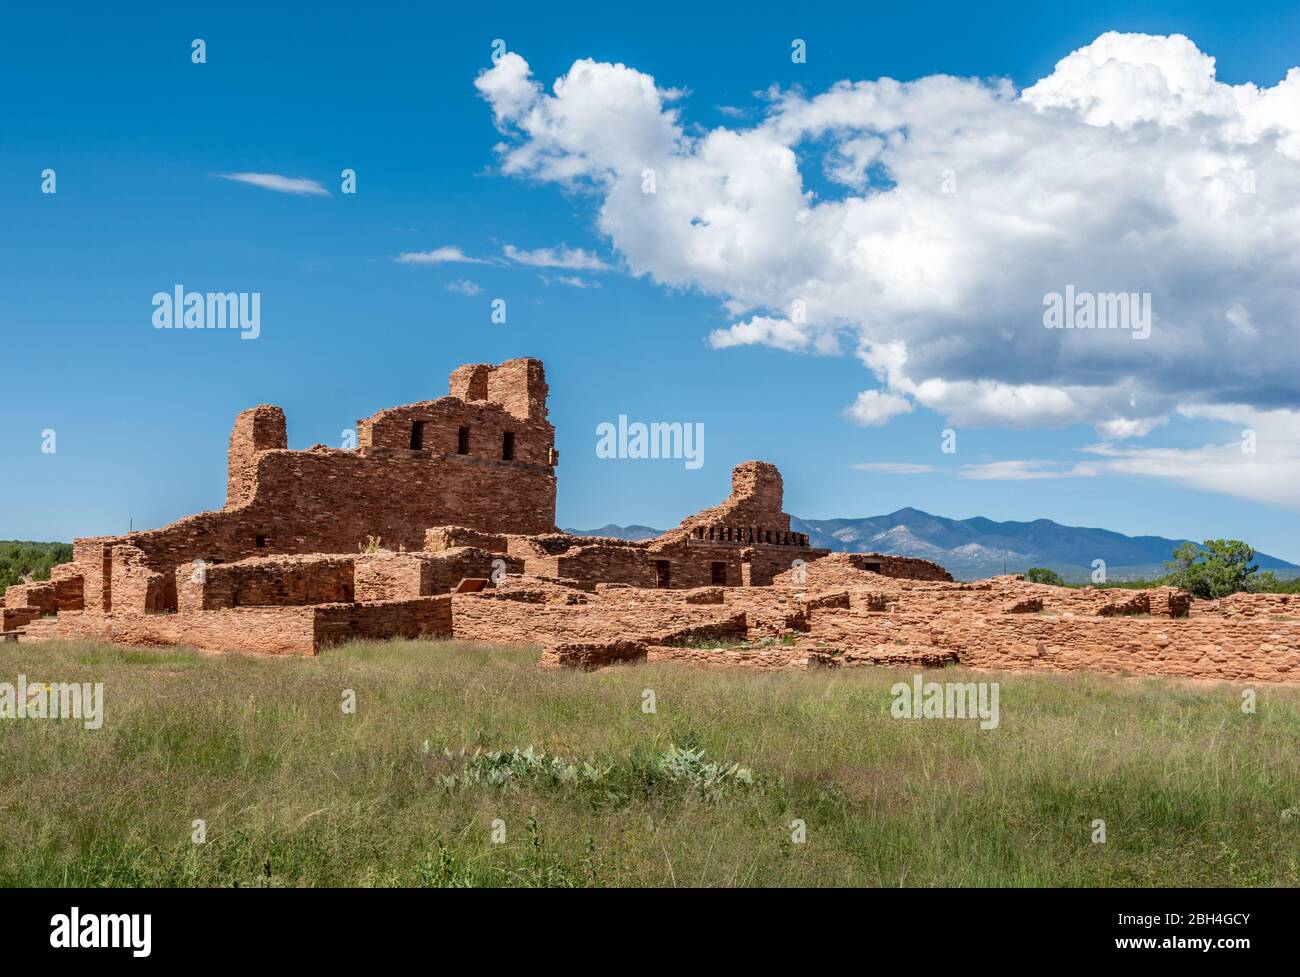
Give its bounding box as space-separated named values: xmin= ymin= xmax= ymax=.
xmin=843 ymin=389 xmax=915 ymax=426
xmin=475 ymin=34 xmax=1300 ymax=507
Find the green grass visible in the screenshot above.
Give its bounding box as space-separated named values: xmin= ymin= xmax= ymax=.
xmin=1 ymin=638 xmax=1297 ymax=887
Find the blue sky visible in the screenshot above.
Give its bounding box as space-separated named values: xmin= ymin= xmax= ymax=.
xmin=3 ymin=1 xmax=1299 ymax=562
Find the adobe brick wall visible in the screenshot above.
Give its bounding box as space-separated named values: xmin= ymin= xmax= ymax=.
xmin=552 ymin=544 xmax=658 ymax=587
xmin=353 ymin=547 xmax=521 ymax=600
xmin=20 ymin=597 xmax=450 ymax=655
xmin=772 ymin=552 xmax=953 ymax=586
xmin=644 ymin=644 xmax=814 ymax=671
xmin=227 ymin=405 xmax=287 ymax=507
xmin=538 ymin=640 xmax=647 ymax=670
xmin=1148 ymin=587 xmax=1192 ymax=618
xmin=424 ymin=526 xmax=509 ymax=553
xmin=668 ymin=461 xmax=790 ymax=537
xmin=806 ymin=606 xmax=1300 ymax=683
xmin=62 ymin=359 xmax=559 ymax=612
xmin=1195 ymin=592 xmax=1298 ymax=619
xmin=110 ymin=545 xmax=170 ymax=614
xmin=177 ymin=554 xmax=356 ymax=611
xmin=22 ymin=355 xmax=1292 ymax=682
xmin=23 ymin=606 xmax=319 ymax=655
xmin=312 ymin=597 xmax=452 ymax=649
xmin=447 ymin=358 xmax=550 ymax=423
xmin=495 ymin=517 xmax=834 ymax=592
xmin=49 ymin=563 xmax=85 ymax=611
xmin=2 ymin=607 xmax=42 ymax=631
xmin=449 ymin=591 xmax=746 ymax=646
xmin=1 ymin=581 xmax=58 ymax=615
xmin=73 ymin=539 xmax=113 ymax=612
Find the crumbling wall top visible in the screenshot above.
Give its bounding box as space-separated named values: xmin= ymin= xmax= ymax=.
xmin=449 ymin=357 xmax=548 ymax=421
xmin=227 ymin=405 xmax=287 ymax=508
xmin=661 ymin=461 xmax=791 ymax=543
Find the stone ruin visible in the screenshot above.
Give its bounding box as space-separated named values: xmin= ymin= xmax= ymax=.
xmin=4 ymin=358 xmax=1298 ymax=684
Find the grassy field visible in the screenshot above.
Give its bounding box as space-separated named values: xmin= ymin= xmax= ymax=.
xmin=1 ymin=638 xmax=1297 ymax=887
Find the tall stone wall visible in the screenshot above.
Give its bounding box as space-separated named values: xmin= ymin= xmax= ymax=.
xmin=670 ymin=461 xmax=790 ymax=536
xmin=177 ymin=554 xmax=356 ymax=611
xmin=227 ymin=405 xmax=287 ymax=507
xmin=68 ymin=358 xmax=558 ymax=612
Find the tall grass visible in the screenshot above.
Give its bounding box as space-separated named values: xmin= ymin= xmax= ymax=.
xmin=1 ymin=638 xmax=1296 ymax=887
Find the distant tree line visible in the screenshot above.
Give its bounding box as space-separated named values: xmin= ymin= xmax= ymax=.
xmin=1027 ymin=539 xmax=1300 ymax=597
xmin=0 ymin=541 xmax=73 ymax=592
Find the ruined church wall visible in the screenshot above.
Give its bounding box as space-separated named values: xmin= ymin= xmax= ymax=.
xmin=671 ymin=461 xmax=790 ymax=536
xmin=358 ymin=398 xmax=555 ymax=467
xmin=86 ymin=449 xmax=556 ymax=586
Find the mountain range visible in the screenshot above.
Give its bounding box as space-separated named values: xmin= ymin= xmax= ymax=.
xmin=565 ymin=509 xmax=1299 ymax=581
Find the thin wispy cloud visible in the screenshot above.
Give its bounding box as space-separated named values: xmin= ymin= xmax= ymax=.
xmin=394 ymin=246 xmax=491 ymax=266
xmin=542 ymin=275 xmax=600 ymax=289
xmin=214 ymin=172 xmax=330 ymax=196
xmin=958 ymin=460 xmax=1099 ymax=481
xmin=446 ymin=279 xmax=483 ymax=295
xmin=504 ymin=244 xmax=611 ymax=271
xmin=863 ymin=405 xmax=1300 ymax=507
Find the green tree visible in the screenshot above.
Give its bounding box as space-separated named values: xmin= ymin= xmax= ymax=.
xmin=1025 ymin=567 xmax=1065 ymax=586
xmin=0 ymin=541 xmax=73 ymax=591
xmin=1163 ymin=539 xmax=1260 ymax=599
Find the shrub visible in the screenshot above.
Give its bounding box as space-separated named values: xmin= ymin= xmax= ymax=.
xmin=1164 ymin=540 xmax=1261 ymax=599
xmin=1025 ymin=567 xmax=1065 ymax=586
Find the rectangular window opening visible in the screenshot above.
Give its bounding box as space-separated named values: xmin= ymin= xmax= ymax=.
xmin=457 ymin=426 xmax=470 ymax=455
xmin=711 ymin=562 xmax=727 ymax=586
xmin=502 ymin=431 xmax=515 ymax=461
xmin=410 ymin=420 xmax=425 ymax=450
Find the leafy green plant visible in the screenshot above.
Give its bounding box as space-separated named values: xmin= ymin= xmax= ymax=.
xmin=1026 ymin=567 xmax=1065 ymax=586
xmin=438 ymin=744 xmax=759 ymax=805
xmin=1164 ymin=540 xmax=1262 ymax=599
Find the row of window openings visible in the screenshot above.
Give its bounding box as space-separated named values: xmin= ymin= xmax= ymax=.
xmin=410 ymin=422 xmax=514 ymax=461
xmin=694 ymin=526 xmax=807 ymax=546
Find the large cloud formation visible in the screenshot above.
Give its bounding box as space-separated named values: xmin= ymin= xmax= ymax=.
xmin=475 ymin=34 xmax=1300 ymax=505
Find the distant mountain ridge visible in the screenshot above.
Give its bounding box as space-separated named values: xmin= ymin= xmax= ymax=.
xmin=562 ymin=524 xmax=664 ymax=543
xmin=566 ymin=509 xmax=1300 ymax=581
